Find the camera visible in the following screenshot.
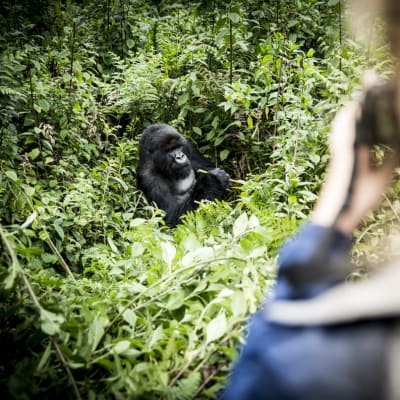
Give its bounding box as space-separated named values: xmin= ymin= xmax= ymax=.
xmin=356 ymin=82 xmax=399 ymax=148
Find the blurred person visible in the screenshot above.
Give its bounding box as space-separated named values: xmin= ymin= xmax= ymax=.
xmin=222 ymin=0 xmax=400 ymax=399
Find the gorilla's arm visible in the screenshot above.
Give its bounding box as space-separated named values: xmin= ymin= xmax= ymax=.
xmin=193 ymin=168 xmax=230 ymax=201
xmin=139 ymin=168 xmax=229 ymax=227
xmin=184 ymin=141 xmax=230 ymax=200
xmin=184 ymin=141 xmax=215 ymax=171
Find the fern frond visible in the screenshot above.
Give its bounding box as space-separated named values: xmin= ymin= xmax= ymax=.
xmin=166 ymin=372 xmax=201 ymax=400
xmin=0 ymin=86 xmax=26 ymax=99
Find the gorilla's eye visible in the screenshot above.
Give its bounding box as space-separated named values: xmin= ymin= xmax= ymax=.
xmin=167 ymin=146 xmax=181 ymax=154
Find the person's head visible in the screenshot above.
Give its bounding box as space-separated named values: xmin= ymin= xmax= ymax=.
xmin=351 ymin=0 xmax=400 ymax=61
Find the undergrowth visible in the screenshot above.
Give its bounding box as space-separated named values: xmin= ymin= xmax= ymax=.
xmin=0 ymin=0 xmax=394 ymax=398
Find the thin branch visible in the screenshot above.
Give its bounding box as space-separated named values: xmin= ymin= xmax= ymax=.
xmin=383 ymin=193 xmax=400 ymax=223
xmin=46 ymin=235 xmax=75 ymax=280
xmin=53 ymin=338 xmax=82 ymax=400
xmin=339 ymin=0 xmax=342 ymax=71
xmin=229 ymin=18 xmax=233 ymax=84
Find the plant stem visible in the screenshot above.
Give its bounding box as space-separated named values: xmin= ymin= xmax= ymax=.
xmin=229 ymin=17 xmax=233 ymax=84
xmin=46 ymin=235 xmax=75 ymax=280
xmin=53 ymin=338 xmax=82 ymax=400
xmin=69 ymin=19 xmax=76 ymax=97
xmin=339 ymin=0 xmax=342 ymax=71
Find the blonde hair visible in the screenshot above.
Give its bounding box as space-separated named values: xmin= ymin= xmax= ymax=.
xmin=350 ymin=0 xmax=400 ymax=60
xmin=383 ymin=0 xmax=400 ymax=58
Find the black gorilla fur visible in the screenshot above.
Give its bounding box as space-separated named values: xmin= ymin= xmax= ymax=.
xmin=137 ymin=123 xmax=230 ymax=227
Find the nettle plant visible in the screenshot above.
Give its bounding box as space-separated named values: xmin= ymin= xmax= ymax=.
xmin=1 ymin=0 xmax=387 ymax=398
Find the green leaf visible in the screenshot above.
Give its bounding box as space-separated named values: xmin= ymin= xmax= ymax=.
xmin=231 ymin=291 xmax=246 ymax=317
xmin=107 ymin=236 xmax=119 ymax=254
xmin=178 ymin=92 xmax=189 ymax=106
xmin=309 ymin=153 xmax=320 ymax=164
xmin=228 ymin=12 xmax=240 ymax=23
xmin=114 ymin=340 xmax=131 ymax=354
xmin=161 ymin=242 xmax=176 ymax=266
xmin=111 ymin=176 xmax=128 ymax=191
xmin=42 ymin=253 xmax=58 ymax=264
xmin=40 ymin=309 xmax=65 ymax=335
xmin=4 ymin=257 xmax=22 ymax=289
xmin=220 ymin=149 xmax=229 ymax=161
xmin=28 ymin=148 xmax=40 ymax=160
xmin=131 ymin=242 xmax=144 ymax=257
xmin=63 ymin=73 xmax=72 ymax=83
xmin=15 ymin=247 xmax=43 ymax=256
xmin=88 ymin=315 xmax=109 ymax=352
xmin=21 ymin=212 xmax=37 ymax=229
xmin=37 ymin=99 xmax=50 ymax=112
xmin=13 ymin=64 xmax=26 ymax=72
xmin=248 ymin=215 xmax=260 ymax=229
xmin=206 ymin=312 xmax=227 ymax=344
xmin=130 ymin=218 xmax=147 ymax=227
xmin=5 ymin=170 xmax=18 ymax=182
xmin=125 ymin=282 xmax=146 ymax=294
xmin=54 ymin=224 xmax=64 ymax=241
xmin=122 ymin=309 xmax=137 ymax=329
xmin=22 ymin=184 xmax=35 ymax=197
xmin=288 ymin=195 xmax=297 ymax=204
xmin=37 ymin=341 xmax=52 ymax=371
xmin=149 ymin=325 xmax=164 ymax=349
xmin=181 ymin=246 xmax=214 ymax=266
xmin=193 ymin=107 xmax=206 ymax=114
xmin=233 ymin=212 xmax=248 ymax=237
xmin=166 ymin=290 xmax=185 ymax=310
xmin=211 ymin=116 xmax=219 ymax=129
xmin=168 ymin=372 xmax=201 ymax=399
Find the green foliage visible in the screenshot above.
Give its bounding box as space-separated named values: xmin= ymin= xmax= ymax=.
xmin=1 ymin=191 xmax=276 ymax=398
xmin=0 ymin=0 xmax=393 ymax=399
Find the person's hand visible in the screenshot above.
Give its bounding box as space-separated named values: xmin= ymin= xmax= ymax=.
xmin=312 ymin=71 xmax=399 ymax=234
xmin=334 ymin=145 xmax=398 ymax=234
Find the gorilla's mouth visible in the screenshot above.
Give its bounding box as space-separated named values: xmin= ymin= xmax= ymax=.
xmin=173 ymin=164 xmax=192 ymax=180
xmin=175 ymin=161 xmax=190 ymax=168
xmin=172 ymin=159 xmax=190 ymax=169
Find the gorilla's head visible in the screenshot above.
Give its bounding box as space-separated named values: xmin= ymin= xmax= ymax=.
xmin=139 ymin=124 xmax=192 ymax=179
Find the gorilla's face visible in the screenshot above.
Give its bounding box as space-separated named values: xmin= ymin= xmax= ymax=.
xmin=149 ymin=131 xmax=192 ymax=179
xmin=167 ymin=146 xmax=189 ymax=168
xmin=163 ymin=143 xmax=191 ymax=178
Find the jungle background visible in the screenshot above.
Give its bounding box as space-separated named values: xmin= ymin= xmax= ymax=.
xmin=1 ymin=0 xmax=399 ymax=399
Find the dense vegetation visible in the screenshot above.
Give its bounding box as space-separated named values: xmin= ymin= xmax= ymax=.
xmin=0 ymin=0 xmax=396 ymax=399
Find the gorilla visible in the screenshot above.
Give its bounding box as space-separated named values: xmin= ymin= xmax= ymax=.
xmin=137 ymin=123 xmax=230 ymax=227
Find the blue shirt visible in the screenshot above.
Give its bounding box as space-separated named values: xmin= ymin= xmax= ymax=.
xmin=221 ymin=223 xmax=388 ymax=400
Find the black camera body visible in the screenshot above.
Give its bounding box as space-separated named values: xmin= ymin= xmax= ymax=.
xmin=356 ymin=83 xmax=399 ymax=148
